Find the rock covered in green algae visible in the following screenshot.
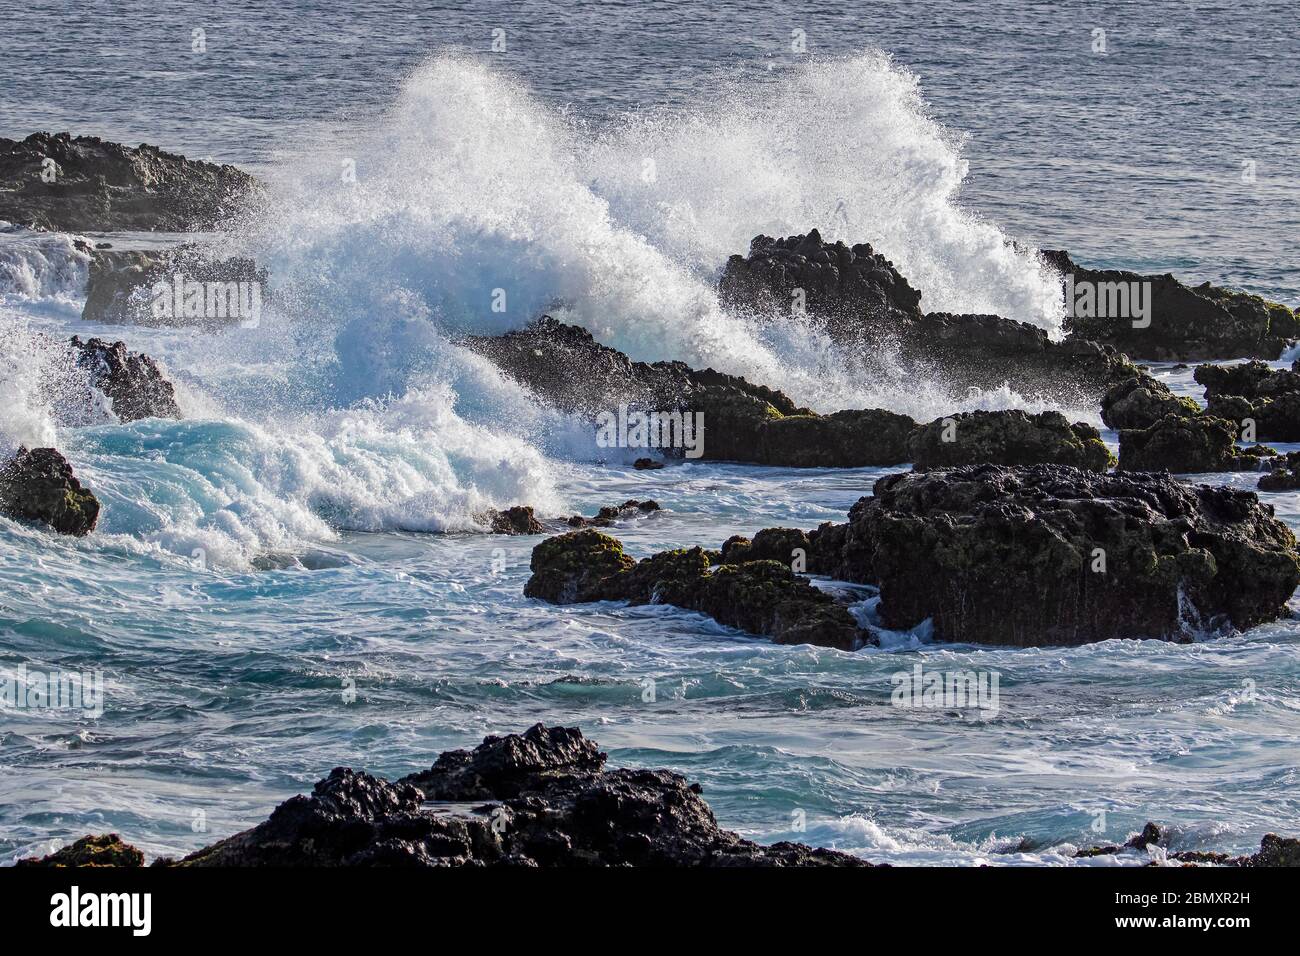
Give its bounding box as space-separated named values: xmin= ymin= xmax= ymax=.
xmin=837 ymin=464 xmax=1298 ymax=646
xmin=1118 ymin=414 xmax=1271 ymax=473
xmin=16 ymin=834 xmax=144 ymax=867
xmin=525 ymin=530 xmax=863 ymax=650
xmin=523 ymin=528 xmax=636 ymax=603
xmin=482 ymin=505 xmax=544 ymax=534
xmin=907 ymin=409 xmax=1115 ymax=472
xmin=1101 ymin=369 xmax=1200 ymax=430
xmin=0 ymin=446 xmax=101 ymax=536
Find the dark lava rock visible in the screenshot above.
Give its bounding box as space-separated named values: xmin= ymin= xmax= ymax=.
xmin=1195 ymin=360 xmax=1300 ymax=400
xmin=1046 ymin=249 xmax=1299 ymax=360
xmin=0 ymin=132 xmax=261 ymax=232
xmin=15 ymin=834 xmax=144 ymax=868
xmin=525 ymin=530 xmax=864 ymax=649
xmin=523 ymin=528 xmax=637 ymax=603
xmin=1205 ymin=392 xmax=1300 ymax=443
xmin=0 ymin=447 xmax=101 ymax=536
xmin=896 ymin=310 xmax=1126 ymax=402
xmin=1118 ymin=414 xmax=1268 ymax=473
xmin=1101 ymin=369 xmax=1200 ymax=430
xmin=718 ymin=229 xmax=922 ymax=335
xmin=565 ymin=499 xmax=661 ymax=528
xmin=907 ymin=409 xmax=1114 ymax=472
xmin=483 ymin=505 xmax=544 ymax=535
xmin=720 ymin=233 xmax=1129 ymax=405
xmin=836 ymin=464 xmax=1298 ymax=646
xmin=465 ymin=317 xmax=916 ymax=467
xmin=83 ymin=247 xmax=265 ymax=326
xmin=26 ymin=725 xmax=869 ymax=867
xmin=1075 ymin=823 xmax=1300 ymax=867
xmin=719 ymin=524 xmax=846 ymax=576
xmin=69 ymin=335 xmax=181 ymax=421
xmin=758 ymin=408 xmax=916 ymax=468
xmin=1259 ymin=452 xmax=1300 ymax=491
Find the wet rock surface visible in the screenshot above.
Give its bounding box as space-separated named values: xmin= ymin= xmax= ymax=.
xmin=836 ymin=464 xmax=1297 ymax=646
xmin=1258 ymin=451 xmax=1300 ymax=491
xmin=1101 ymin=368 xmax=1200 ymax=430
xmin=82 ymin=247 xmax=265 ymax=326
xmin=466 ymin=317 xmax=917 ymax=467
xmin=0 ymin=132 xmax=260 ymax=232
xmin=15 ymin=834 xmax=145 ymax=868
xmin=0 ymin=446 xmax=101 ymax=536
xmin=483 ymin=505 xmax=545 ymax=535
xmin=1046 ymin=249 xmax=1299 ymax=360
xmin=1196 ymin=359 xmax=1300 ymax=400
xmin=720 ymin=233 xmax=1129 ymax=403
xmin=718 ymin=229 xmax=922 ymax=335
xmin=564 ymin=499 xmax=661 ymax=528
xmin=1075 ymin=823 xmax=1300 ymax=867
xmin=907 ymin=409 xmax=1114 ymax=472
xmin=20 ymin=726 xmax=869 ymax=867
xmin=526 ymin=530 xmax=864 ymax=649
xmin=1118 ymin=414 xmax=1270 ymax=473
xmin=68 ymin=335 xmax=182 ymax=421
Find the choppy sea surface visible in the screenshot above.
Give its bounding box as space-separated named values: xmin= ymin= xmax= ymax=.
xmin=1 ymin=0 xmax=1298 ymax=865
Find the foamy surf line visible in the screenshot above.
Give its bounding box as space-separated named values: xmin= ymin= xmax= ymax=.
xmin=3 ymin=50 xmax=1084 ymax=566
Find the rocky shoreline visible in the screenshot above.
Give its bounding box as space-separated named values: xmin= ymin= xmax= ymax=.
xmin=5 ymin=135 xmax=1300 ymax=867
xmin=17 ymin=725 xmax=867 ymax=867
xmin=16 ymin=723 xmax=1297 ymax=868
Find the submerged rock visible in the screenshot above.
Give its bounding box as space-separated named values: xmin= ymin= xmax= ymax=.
xmin=837 ymin=464 xmax=1297 ymax=646
xmin=1101 ymin=369 xmax=1200 ymax=430
xmin=69 ymin=335 xmax=182 ymax=421
xmin=0 ymin=447 xmax=101 ymax=536
xmin=466 ymin=317 xmax=916 ymax=467
xmin=907 ymin=409 xmax=1114 ymax=472
xmin=1046 ymin=249 xmax=1299 ymax=360
xmin=0 ymin=132 xmax=260 ymax=232
xmin=21 ymin=725 xmax=869 ymax=867
xmin=564 ymin=499 xmax=661 ymax=528
xmin=525 ymin=530 xmax=864 ymax=649
xmin=633 ymin=457 xmax=664 ymax=470
xmin=1118 ymin=414 xmax=1269 ymax=473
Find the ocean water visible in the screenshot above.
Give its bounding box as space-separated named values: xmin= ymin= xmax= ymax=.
xmin=2 ymin=0 xmax=1299 ymax=865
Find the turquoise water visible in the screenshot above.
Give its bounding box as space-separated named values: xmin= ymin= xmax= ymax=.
xmin=2 ymin=0 xmax=1299 ymax=865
